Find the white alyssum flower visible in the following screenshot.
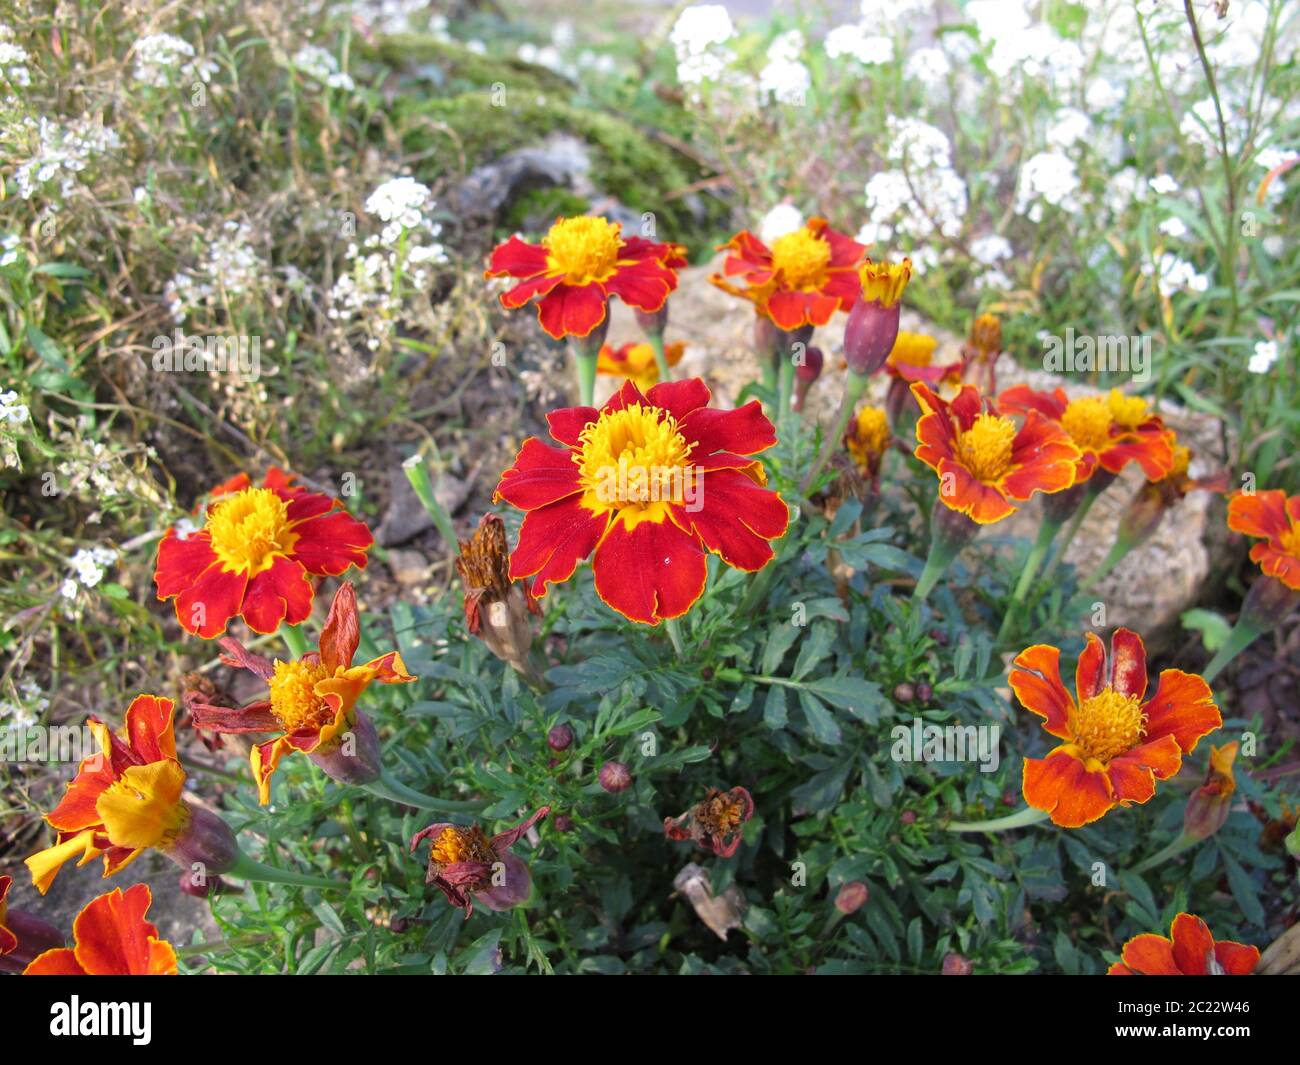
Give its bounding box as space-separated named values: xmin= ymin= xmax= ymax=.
xmin=132 ymin=33 xmax=216 ymax=88
xmin=1149 ymin=174 xmax=1180 ymax=195
xmin=0 ymin=24 xmax=32 ymax=87
xmin=905 ymin=47 xmax=950 ymax=85
xmin=670 ymin=5 xmax=735 ymax=57
xmin=970 ymin=234 xmax=1013 ymax=265
xmin=68 ymin=545 xmax=117 ymax=589
xmin=1 ymin=388 xmax=29 ymax=423
xmin=1248 ymin=340 xmax=1278 ymax=375
xmin=824 ymin=24 xmax=893 ymax=65
xmin=1046 ymin=108 xmax=1091 ymax=150
xmin=759 ymin=204 xmax=804 ymax=244
xmin=759 ymin=57 xmax=810 ymax=104
xmin=1015 ymin=151 xmax=1081 ymax=218
xmin=292 ymin=45 xmax=355 ymax=90
xmin=365 ymin=177 xmax=432 ymax=229
xmin=0 ymin=678 xmax=48 ymax=729
xmin=1158 ymin=217 xmax=1188 ymax=239
xmin=1143 ymin=253 xmax=1210 ymax=296
xmin=13 ymin=116 xmax=123 ymax=203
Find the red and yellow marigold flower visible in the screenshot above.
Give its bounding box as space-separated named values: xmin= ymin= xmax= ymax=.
xmin=846 ymin=405 xmax=892 ymax=482
xmin=23 ymin=884 xmax=178 ymax=976
xmin=186 ymin=582 xmax=413 ymax=805
xmin=998 ymin=386 xmax=1173 ymax=485
xmin=885 ymin=331 xmax=953 ymax=384
xmin=664 ymin=787 xmax=754 ymax=858
xmin=411 ymin=807 xmax=550 ymax=917
xmin=911 ymin=382 xmax=1080 ymax=524
xmin=709 ymin=218 xmax=865 ymax=330
xmin=25 ymin=695 xmax=238 ymax=894
xmin=1011 ymin=629 xmax=1222 ymax=828
xmin=1227 ymin=489 xmax=1300 ymax=591
xmin=1108 ymin=913 xmax=1258 ymax=976
xmin=0 ymin=875 xmax=65 ymax=973
xmin=494 ymin=378 xmax=789 ymax=625
xmin=598 ymin=340 xmax=686 ymax=391
xmin=154 ymin=468 xmax=373 ymax=639
xmin=485 ymin=217 xmax=680 ymax=340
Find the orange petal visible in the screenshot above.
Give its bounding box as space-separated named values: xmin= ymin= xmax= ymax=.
xmin=1169 ymin=913 xmax=1216 ymax=975
xmin=1009 ymin=644 xmax=1074 ymax=739
xmin=1023 ymin=750 xmax=1115 ymax=827
xmin=1118 ymin=932 xmax=1180 ymax=975
xmin=1143 ymin=670 xmax=1221 ymax=754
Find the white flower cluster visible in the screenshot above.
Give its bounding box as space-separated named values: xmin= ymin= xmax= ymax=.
xmin=669 ymin=4 xmax=736 ymax=87
xmin=349 ymin=0 xmax=441 ymax=36
xmin=1248 ymin=341 xmax=1278 ymax=375
xmin=862 ymin=117 xmax=968 ymax=244
xmin=905 ymin=47 xmax=950 ymax=86
xmin=758 ymin=204 xmax=804 ymax=244
xmin=0 ymin=387 xmax=28 ymax=424
xmin=1014 ymin=151 xmax=1081 ymax=220
xmin=0 ymin=678 xmax=47 ymax=730
xmin=291 ymin=45 xmax=355 ymax=91
xmin=969 ymin=0 xmax=1084 ymax=88
xmin=166 ymin=221 xmax=268 ymax=324
xmin=1143 ymin=253 xmax=1211 ymax=297
xmin=327 ymin=178 xmax=447 ymax=351
xmin=824 ymin=24 xmax=893 ymax=66
xmin=0 ymin=233 xmax=20 ymax=267
xmin=0 ymin=23 xmax=31 ymax=87
xmin=759 ymin=30 xmax=810 ymax=104
xmin=61 ymin=545 xmax=117 ymax=601
xmin=1 ymin=387 xmax=27 ymax=470
xmin=132 ymin=33 xmax=217 ymax=89
xmin=12 ymin=116 xmax=122 ymax=204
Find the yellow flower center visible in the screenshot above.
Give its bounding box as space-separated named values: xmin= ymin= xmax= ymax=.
xmin=1060 ymin=396 xmax=1114 ymax=452
xmin=1107 ymin=390 xmax=1151 ymax=430
xmin=429 ymin=825 xmax=495 ymax=867
xmin=544 ymin=216 xmax=623 ymax=285
xmin=848 ymin=406 xmax=891 ymax=469
xmin=969 ymin=313 xmax=1002 ymax=356
xmin=206 ymin=487 xmax=298 ymax=576
xmin=95 ymin=761 xmax=188 ymax=849
xmin=699 ymin=791 xmax=746 ymax=834
xmin=956 ymin=413 xmax=1017 ymax=483
xmin=268 ymin=658 xmax=338 ymax=732
xmin=888 ymin=332 xmax=937 ymax=368
xmin=578 ymin=403 xmax=694 ymax=511
xmin=858 ymin=258 xmax=913 ymax=308
xmin=1070 ymin=687 xmax=1146 ymax=765
xmin=770 ymin=226 xmax=833 ymax=290
xmin=1281 ymin=522 xmax=1300 ymax=558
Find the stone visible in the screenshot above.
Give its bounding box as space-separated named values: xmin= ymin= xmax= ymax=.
xmin=386 ymin=547 xmax=430 ymax=587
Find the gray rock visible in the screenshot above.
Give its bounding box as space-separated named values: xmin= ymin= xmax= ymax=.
xmin=451 ymin=134 xmax=593 ymax=223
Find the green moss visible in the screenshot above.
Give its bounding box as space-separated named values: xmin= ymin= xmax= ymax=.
xmin=367 ymin=35 xmax=571 ymax=96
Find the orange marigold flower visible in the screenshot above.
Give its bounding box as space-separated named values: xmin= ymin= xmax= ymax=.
xmin=23 ymin=884 xmax=178 ymax=976
xmin=153 ymin=467 xmax=373 ymax=639
xmin=25 ymin=696 xmax=238 ymax=894
xmin=1227 ymin=488 xmax=1300 ymax=591
xmin=911 ymin=382 xmax=1080 ymax=524
xmin=1108 ymin=912 xmax=1258 ymax=976
xmin=998 ymin=386 xmax=1173 ymax=485
xmin=846 ymin=405 xmax=892 ymax=481
xmin=664 ymin=786 xmax=754 ymax=858
xmin=1011 ymin=629 xmax=1222 ymax=828
xmin=186 ymin=582 xmax=414 ymax=805
xmin=411 ymin=807 xmax=550 ymax=917
xmin=598 ymin=340 xmax=686 ymax=390
xmin=0 ymin=875 xmax=64 ymax=973
xmin=485 ymin=216 xmax=680 ymax=340
xmin=709 ymin=218 xmax=865 ymax=330
xmin=494 ymin=378 xmax=789 ymax=625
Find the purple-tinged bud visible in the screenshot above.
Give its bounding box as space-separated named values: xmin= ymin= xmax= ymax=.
xmin=548 ymin=723 xmax=575 ymax=752
xmin=942 ymin=953 xmax=974 ymax=976
xmin=893 ymin=682 xmax=915 ymax=703
xmin=163 ymin=803 xmax=239 ymax=879
xmin=834 ymin=881 xmax=869 ymax=915
xmin=900 ymin=810 xmax=918 ymax=825
xmin=915 ymin=682 xmax=933 ymax=704
xmin=843 ymin=259 xmax=912 ymax=375
xmin=792 ymin=346 xmax=825 ymax=412
xmin=1240 ymin=574 xmax=1300 ymax=636
xmin=178 ymin=870 xmax=226 ymax=898
xmin=599 ymin=760 xmax=632 ymax=793
xmin=308 ymin=707 xmax=383 ymax=789
xmin=635 ymin=304 xmax=669 ymax=337
xmin=553 ymin=813 xmax=573 ymax=833
xmin=0 ymin=908 xmax=66 ymax=973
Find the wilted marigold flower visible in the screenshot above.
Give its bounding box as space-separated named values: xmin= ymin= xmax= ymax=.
xmin=1184 ymin=741 xmax=1238 ymax=841
xmin=1227 ymin=489 xmax=1300 ymax=591
xmin=411 ymin=807 xmax=550 ymax=917
xmin=186 ymin=582 xmax=413 ymax=804
xmin=23 ymin=884 xmax=177 ymax=976
xmin=664 ymin=787 xmax=754 ymax=858
xmin=0 ymin=875 xmax=64 ymax=973
xmin=154 ymin=468 xmax=373 ymax=639
xmin=1108 ymin=913 xmax=1258 ymax=976
xmin=598 ymin=340 xmax=686 ymax=390
xmin=26 ymin=696 xmax=238 ymax=894
xmin=485 ymin=216 xmax=679 ymax=340
xmin=456 ymin=514 xmax=540 ymax=679
xmin=1011 ymin=629 xmax=1221 ymax=828
xmin=495 ymin=378 xmax=789 ymax=625
xmin=845 ymin=405 xmax=891 ymax=481
xmin=710 ymin=218 xmax=865 ymax=330
xmin=911 ymin=382 xmax=1079 ymax=524
xmin=998 ymin=386 xmax=1173 ymax=485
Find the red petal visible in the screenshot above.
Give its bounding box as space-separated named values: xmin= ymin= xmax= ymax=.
xmin=680 ymin=401 xmax=777 ymax=460
xmin=1214 ymin=940 xmax=1261 ymax=975
xmin=175 ymin=562 xmax=248 ymax=638
xmin=765 ymin=289 xmax=810 ymax=330
xmin=536 ymin=284 xmax=608 ymax=340
xmin=644 ymin=378 xmax=711 ymax=421
xmin=1009 ymin=645 xmax=1074 ymax=740
xmin=1169 ymin=913 xmax=1216 ymax=976
xmin=320 ymin=582 xmax=360 ymax=672
xmin=241 ymin=556 xmax=315 ymax=634
xmin=153 ymin=531 xmax=218 ymax=599
xmin=22 ymin=948 xmax=86 ymax=975
xmin=591 ymin=511 xmax=707 ymax=624
xmin=290 ymin=509 xmax=373 ymax=575
xmin=495 ymin=437 xmax=582 ymax=511
xmin=509 ymin=496 xmax=610 ymax=598
xmin=124 ymin=695 xmax=177 ymax=763
xmin=500 ymin=271 xmax=563 ymax=309
xmin=674 ymin=469 xmax=787 ymax=571
xmin=70 ymin=884 xmax=168 ymax=976
xmin=1109 ymin=628 xmax=1148 ymax=700
xmin=486 ymin=235 xmax=550 ymax=278
xmin=547 ymin=406 xmax=598 ymax=447
xmin=604 ymin=259 xmax=672 ymax=312
xmin=1118 ymin=933 xmax=1181 ymax=975
xmin=1022 ymin=751 xmax=1115 ymax=827
xmin=1227 ymin=489 xmax=1290 ymax=541
xmin=1075 ymin=632 xmax=1106 ymax=702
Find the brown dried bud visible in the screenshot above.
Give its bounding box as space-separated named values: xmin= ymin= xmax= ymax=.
xmin=457 ymin=514 xmax=542 ymax=682
xmin=834 ymin=881 xmax=870 ymax=914
xmin=599 ymin=761 xmax=632 ymax=793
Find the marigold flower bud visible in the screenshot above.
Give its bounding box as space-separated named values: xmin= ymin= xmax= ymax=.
xmin=792 ymin=345 xmax=824 ymax=412
xmin=1184 ymin=742 xmax=1239 ymax=841
xmin=843 ymin=259 xmax=911 ymax=375
xmin=834 ymin=881 xmax=869 ymax=915
xmin=915 ymin=681 xmax=933 ymax=704
xmin=900 ymin=810 xmax=918 ymax=825
xmin=942 ymin=953 xmax=974 ymax=975
xmin=547 ymin=723 xmax=575 ymax=752
xmin=307 ymin=706 xmax=383 ymax=789
xmin=635 ymin=304 xmax=669 ymax=337
xmin=162 ymin=804 xmax=240 ymax=879
xmin=599 ymin=760 xmax=632 ymax=793
xmin=893 ymin=682 xmax=915 ymax=703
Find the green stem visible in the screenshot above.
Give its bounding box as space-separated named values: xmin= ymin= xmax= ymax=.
xmin=279 ymin=622 xmax=310 ymax=660
xmin=225 ymin=849 xmax=340 ymax=890
xmin=1202 ymin=615 xmax=1266 ymax=684
xmin=776 ymin=352 xmax=796 ymax=435
xmin=1131 ymin=832 xmax=1201 ymax=874
xmin=996 ymin=515 xmax=1063 ymax=645
xmin=404 ymin=455 xmax=458 ymax=549
xmin=664 ymin=617 xmax=686 ymax=660
xmin=945 ymin=806 xmax=1051 ymax=833
xmin=573 ymin=348 xmax=598 ymax=408
xmin=646 ymin=333 xmax=673 ymax=383
xmin=801 ymin=370 xmax=869 ymax=495
xmin=913 ymin=517 xmax=968 ymax=602
xmin=361 ymin=769 xmax=484 ymax=814
xmin=1080 ymin=536 xmax=1133 ymax=593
